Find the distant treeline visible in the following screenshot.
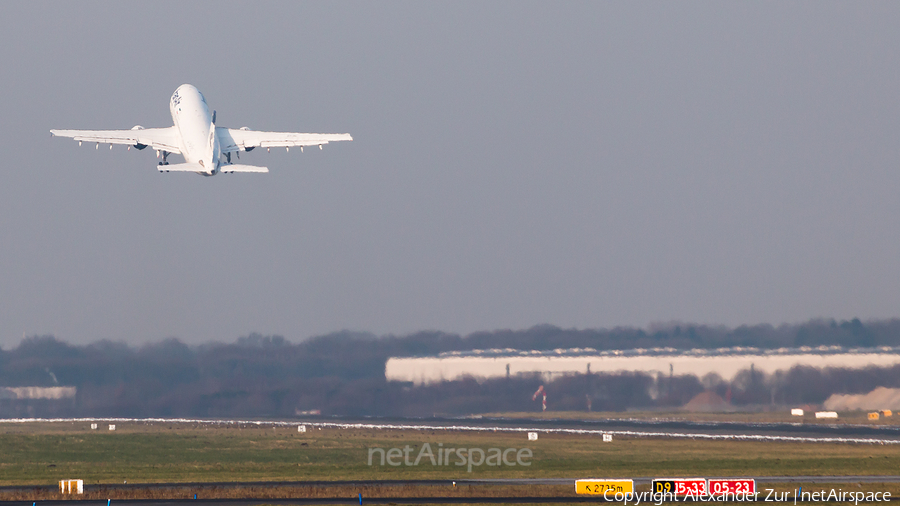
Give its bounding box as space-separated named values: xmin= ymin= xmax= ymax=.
xmin=1 ymin=318 xmax=899 ymax=418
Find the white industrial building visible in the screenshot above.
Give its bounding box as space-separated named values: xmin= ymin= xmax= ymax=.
xmin=386 ymin=346 xmax=900 ymax=385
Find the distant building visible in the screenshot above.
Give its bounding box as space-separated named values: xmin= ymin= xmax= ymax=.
xmin=0 ymin=386 xmax=77 ymax=417
xmin=824 ymin=387 xmax=900 ymax=411
xmin=386 ymin=346 xmax=900 ymax=386
xmin=0 ymin=386 xmax=76 ymax=400
xmin=683 ymin=391 xmax=733 ymax=412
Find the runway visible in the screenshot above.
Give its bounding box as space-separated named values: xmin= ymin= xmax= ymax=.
xmin=4 ymin=415 xmax=900 ymax=444
xmin=2 ymin=487 xmax=900 ymax=505
xmin=294 ymin=415 xmax=900 ymax=445
xmin=0 ymin=499 xmax=605 ymax=505
xmin=468 ymin=476 xmax=900 ymax=485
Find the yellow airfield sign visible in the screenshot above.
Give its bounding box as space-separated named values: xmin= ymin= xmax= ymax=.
xmin=576 ymin=479 xmax=634 ymax=495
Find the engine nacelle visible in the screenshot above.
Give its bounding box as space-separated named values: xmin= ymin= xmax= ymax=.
xmin=131 ymin=125 xmax=147 ymax=149
xmin=237 ymin=128 xmax=255 ymax=151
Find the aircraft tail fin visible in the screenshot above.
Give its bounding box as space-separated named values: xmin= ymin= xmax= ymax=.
xmin=157 ymin=163 xmax=205 ymax=173
xmin=156 ymin=163 xmax=268 ymax=174
xmin=219 ymin=164 xmax=269 ymax=173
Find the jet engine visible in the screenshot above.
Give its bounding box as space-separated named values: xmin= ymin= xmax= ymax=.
xmin=239 ymin=127 xmax=255 ymax=151
xmin=131 ymin=125 xmax=147 ymax=150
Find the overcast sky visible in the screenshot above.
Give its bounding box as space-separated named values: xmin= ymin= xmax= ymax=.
xmin=1 ymin=2 xmax=899 ymax=346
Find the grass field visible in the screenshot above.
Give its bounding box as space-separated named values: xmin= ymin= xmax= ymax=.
xmin=0 ymin=420 xmax=897 ymax=487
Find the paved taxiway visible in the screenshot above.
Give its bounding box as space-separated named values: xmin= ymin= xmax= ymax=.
xmin=296 ymin=416 xmax=900 ymax=444
xmin=7 ymin=416 xmax=900 ymax=443
xmin=4 ymin=493 xmax=900 ymax=505
xmin=3 ymin=476 xmax=899 ymax=494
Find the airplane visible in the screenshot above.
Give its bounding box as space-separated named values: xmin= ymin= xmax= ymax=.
xmin=50 ymin=84 xmax=352 ymax=176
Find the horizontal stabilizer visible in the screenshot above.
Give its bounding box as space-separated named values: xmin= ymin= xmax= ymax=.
xmin=219 ymin=164 xmax=269 ymax=173
xmin=157 ymin=163 xmax=206 ymax=173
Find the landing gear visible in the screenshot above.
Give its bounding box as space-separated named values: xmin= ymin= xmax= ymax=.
xmin=222 ymin=151 xmax=240 ymax=164
xmin=157 ymin=150 xmax=170 ymax=166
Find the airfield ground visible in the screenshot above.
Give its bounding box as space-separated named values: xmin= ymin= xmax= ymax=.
xmin=489 ymin=410 xmax=900 ymax=426
xmin=0 ymin=420 xmax=896 ymax=502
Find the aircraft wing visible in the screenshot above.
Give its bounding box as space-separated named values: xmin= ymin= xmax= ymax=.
xmin=217 ymin=127 xmax=352 ymax=153
xmin=50 ymin=127 xmax=182 ymax=154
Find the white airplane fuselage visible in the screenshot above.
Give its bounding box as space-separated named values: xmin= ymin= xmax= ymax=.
xmin=51 ymin=84 xmax=351 ymax=175
xmin=169 ymin=84 xmax=221 ymax=176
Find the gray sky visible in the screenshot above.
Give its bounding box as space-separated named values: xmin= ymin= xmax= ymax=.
xmin=1 ymin=2 xmax=899 ymax=346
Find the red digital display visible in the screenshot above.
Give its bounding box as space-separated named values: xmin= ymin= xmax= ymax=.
xmin=708 ymin=479 xmax=755 ymax=495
